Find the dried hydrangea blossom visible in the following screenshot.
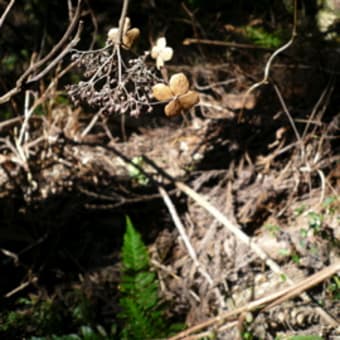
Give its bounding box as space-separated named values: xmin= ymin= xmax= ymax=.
xmin=152 ymin=73 xmax=199 ymax=116
xmin=67 ymin=49 xmax=162 ymax=117
xmin=107 ymin=17 xmax=140 ymax=49
xmin=151 ymin=37 xmax=173 ymax=69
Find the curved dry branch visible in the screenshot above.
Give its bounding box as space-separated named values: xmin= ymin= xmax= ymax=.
xmin=0 ymin=0 xmax=84 ymax=105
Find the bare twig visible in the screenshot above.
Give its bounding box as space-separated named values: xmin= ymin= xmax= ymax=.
xmin=302 ymin=79 xmax=334 ymax=138
xmin=5 ymin=275 xmax=38 ymax=298
xmin=27 ymin=21 xmax=84 ymax=84
xmin=0 ymin=0 xmax=83 ymax=104
xmin=116 ymin=0 xmax=129 ymax=85
xmin=0 ymin=116 xmax=22 ymax=130
xmin=272 ymin=82 xmax=303 ymax=156
xmin=181 ymin=3 xmax=205 ymax=56
xmin=263 ymin=263 xmax=340 ymax=312
xmin=159 ymin=186 xmax=214 ymax=287
xmin=0 ymin=0 xmax=15 ymax=28
xmin=27 ymin=0 xmax=83 ymax=72
xmin=83 ymin=0 xmax=98 ymax=49
xmin=182 ymin=38 xmax=272 ymax=50
xmin=240 ymin=0 xmax=298 ymax=119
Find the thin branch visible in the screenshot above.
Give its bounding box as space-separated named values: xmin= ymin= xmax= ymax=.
xmin=5 ymin=275 xmax=38 ymax=298
xmin=118 ymin=0 xmax=129 ymax=43
xmin=302 ymin=78 xmax=334 ymax=138
xmin=27 ymin=20 xmax=84 ymax=84
xmin=0 ymin=0 xmax=15 ymax=28
xmin=0 ymin=0 xmax=83 ymax=104
xmin=159 ymin=186 xmax=214 ymax=287
xmin=116 ymin=0 xmax=129 ymax=85
xmin=26 ymin=0 xmax=83 ymax=72
xmin=272 ymin=82 xmax=303 ymax=156
xmin=182 ymin=38 xmax=272 ymax=50
xmin=240 ymin=0 xmax=298 ymax=118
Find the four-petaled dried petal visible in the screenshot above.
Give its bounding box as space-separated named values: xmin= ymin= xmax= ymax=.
xmin=151 ymin=37 xmax=173 ymax=69
xmin=152 ymin=84 xmax=173 ymax=101
xmin=107 ymin=17 xmax=139 ymax=49
xmin=152 ymin=72 xmax=200 ymax=117
xmin=169 ymin=73 xmax=189 ymax=96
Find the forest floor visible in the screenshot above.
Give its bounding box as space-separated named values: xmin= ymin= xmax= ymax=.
xmin=0 ymin=2 xmax=339 ymax=339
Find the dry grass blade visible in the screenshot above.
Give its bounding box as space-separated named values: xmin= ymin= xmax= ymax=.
xmin=159 ymin=186 xmax=214 ymax=287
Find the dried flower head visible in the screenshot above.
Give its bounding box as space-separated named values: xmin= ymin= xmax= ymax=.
xmin=151 ymin=37 xmax=173 ymax=69
xmin=67 ymin=51 xmax=160 ymax=118
xmin=107 ymin=17 xmax=140 ymax=49
xmin=152 ymin=73 xmax=199 ymax=116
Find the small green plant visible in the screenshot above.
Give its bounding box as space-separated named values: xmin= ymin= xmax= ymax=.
xmin=307 ymin=211 xmax=323 ymax=233
xmin=243 ymin=26 xmax=283 ymax=48
xmin=294 ymin=204 xmax=306 ymax=216
xmin=322 ymin=196 xmax=337 ymax=215
xmin=264 ymin=223 xmax=281 ymax=237
xmin=126 ymin=156 xmax=149 ymax=185
xmin=0 ymin=290 xmax=113 ymax=339
xmin=299 ymin=228 xmax=308 ymax=248
xmin=30 ymin=325 xmax=109 ymax=340
xmin=118 ymin=216 xmax=181 ymax=339
xmin=326 ymin=274 xmax=340 ymax=301
xmin=242 ymin=331 xmax=254 ymax=340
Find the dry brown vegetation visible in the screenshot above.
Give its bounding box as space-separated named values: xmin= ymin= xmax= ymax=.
xmin=0 ymin=0 xmax=339 ymax=339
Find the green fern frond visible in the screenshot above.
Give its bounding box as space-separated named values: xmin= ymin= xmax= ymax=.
xmin=119 ymin=216 xmax=168 ymax=339
xmin=120 ymin=272 xmax=159 ymax=310
xmin=122 ymin=216 xmax=149 ymax=271
xmin=119 ymin=298 xmax=156 ymax=339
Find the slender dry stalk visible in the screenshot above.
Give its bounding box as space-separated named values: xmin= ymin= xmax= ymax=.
xmin=159 ymin=186 xmax=214 ymax=287
xmin=0 ymin=0 xmax=15 ymax=28
xmin=240 ymin=0 xmax=298 ymax=123
xmin=182 ymin=38 xmax=272 ymax=50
